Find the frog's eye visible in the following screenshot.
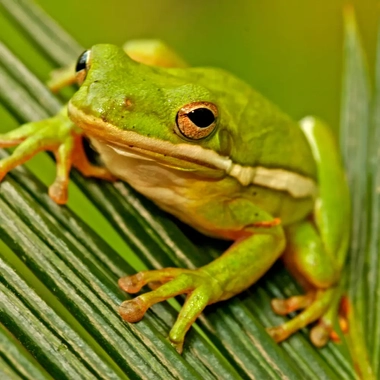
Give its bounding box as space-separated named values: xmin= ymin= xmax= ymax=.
xmin=75 ymin=50 xmax=91 ymax=85
xmin=175 ymin=101 xmax=218 ymax=140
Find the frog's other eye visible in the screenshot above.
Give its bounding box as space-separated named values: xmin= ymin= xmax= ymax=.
xmin=75 ymin=50 xmax=91 ymax=85
xmin=175 ymin=101 xmax=218 ymax=140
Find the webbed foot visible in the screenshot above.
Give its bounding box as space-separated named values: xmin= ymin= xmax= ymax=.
xmin=268 ymin=288 xmax=348 ymax=346
xmin=118 ymin=267 xmax=221 ymax=353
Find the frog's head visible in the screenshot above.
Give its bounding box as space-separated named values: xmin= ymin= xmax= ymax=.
xmin=69 ymin=44 xmax=317 ymax=193
xmin=68 ymin=44 xmax=241 ymax=173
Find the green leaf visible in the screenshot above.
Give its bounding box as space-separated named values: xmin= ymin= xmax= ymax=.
xmin=0 ymin=0 xmax=378 ymax=378
xmin=0 ymin=321 xmax=52 ymax=380
xmin=368 ymin=16 xmax=380 ymax=376
xmin=339 ymin=6 xmax=377 ymax=379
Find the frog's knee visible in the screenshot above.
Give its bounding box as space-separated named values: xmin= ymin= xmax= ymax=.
xmin=284 ymin=221 xmax=340 ymax=289
xmin=283 ymin=247 xmax=339 ymax=289
xmin=303 ymin=266 xmax=339 ymax=289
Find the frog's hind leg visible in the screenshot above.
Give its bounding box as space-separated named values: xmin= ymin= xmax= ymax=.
xmin=268 ymin=220 xmax=343 ymax=346
xmin=123 ymin=40 xmax=188 ymax=68
xmin=268 ymin=288 xmax=343 ymax=347
xmin=268 ymin=117 xmax=350 ymax=346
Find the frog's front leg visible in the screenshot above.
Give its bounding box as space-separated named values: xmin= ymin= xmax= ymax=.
xmin=268 ymin=117 xmax=350 ymax=346
xmin=0 ymin=107 xmax=114 ymax=203
xmin=119 ymin=207 xmax=285 ymax=353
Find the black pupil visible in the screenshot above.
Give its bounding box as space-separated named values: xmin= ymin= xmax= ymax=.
xmin=187 ymin=108 xmax=215 ymax=128
xmin=75 ymin=50 xmax=89 ymax=73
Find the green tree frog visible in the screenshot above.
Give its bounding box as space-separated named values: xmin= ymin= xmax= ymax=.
xmin=0 ymin=40 xmax=350 ymax=353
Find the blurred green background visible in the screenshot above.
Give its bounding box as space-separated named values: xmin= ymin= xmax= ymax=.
xmin=24 ymin=0 xmax=380 ymax=130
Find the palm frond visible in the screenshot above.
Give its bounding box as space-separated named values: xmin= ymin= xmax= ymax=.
xmin=0 ymin=1 xmax=378 ymax=378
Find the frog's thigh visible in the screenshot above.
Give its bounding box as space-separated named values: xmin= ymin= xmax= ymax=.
xmin=300 ymin=117 xmax=350 ymax=268
xmin=123 ymin=39 xmax=187 ymax=67
xmin=283 ymin=220 xmax=339 ymax=290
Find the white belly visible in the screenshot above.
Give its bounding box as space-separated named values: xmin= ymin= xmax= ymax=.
xmin=90 ymin=138 xmax=198 ymax=219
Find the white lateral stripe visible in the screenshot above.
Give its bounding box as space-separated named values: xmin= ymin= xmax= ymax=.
xmin=226 ymin=163 xmax=317 ymax=198
xmin=69 ymin=103 xmax=317 ymax=199
xmin=111 ymin=142 xmax=316 ymax=198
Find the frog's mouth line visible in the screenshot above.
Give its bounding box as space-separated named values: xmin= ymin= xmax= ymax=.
xmin=68 ymin=103 xmax=317 ymax=198
xmin=68 ymin=103 xmax=233 ymax=169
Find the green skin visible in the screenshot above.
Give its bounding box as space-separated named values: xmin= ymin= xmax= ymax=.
xmin=0 ymin=40 xmax=350 ymax=353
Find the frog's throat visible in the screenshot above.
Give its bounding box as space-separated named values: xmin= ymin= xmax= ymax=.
xmin=68 ymin=103 xmax=317 ymax=199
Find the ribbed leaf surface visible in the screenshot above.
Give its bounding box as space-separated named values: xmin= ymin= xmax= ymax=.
xmin=0 ymin=1 xmax=377 ymax=378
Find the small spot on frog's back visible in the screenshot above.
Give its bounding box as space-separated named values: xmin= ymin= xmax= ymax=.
xmin=124 ymin=98 xmax=134 ymax=109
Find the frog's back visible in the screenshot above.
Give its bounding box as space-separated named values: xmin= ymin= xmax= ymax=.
xmin=175 ymin=66 xmax=317 ymax=181
xmin=162 ymin=66 xmax=318 ymax=231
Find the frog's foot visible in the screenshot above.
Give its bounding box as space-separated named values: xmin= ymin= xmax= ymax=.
xmin=47 ymin=63 xmax=77 ymax=92
xmin=0 ymin=113 xmax=115 ymax=204
xmin=268 ymin=286 xmax=347 ymax=347
xmin=271 ymin=292 xmax=315 ymax=315
xmin=118 ymin=268 xmax=221 ymax=353
xmin=323 ymin=295 xmax=349 ymax=343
